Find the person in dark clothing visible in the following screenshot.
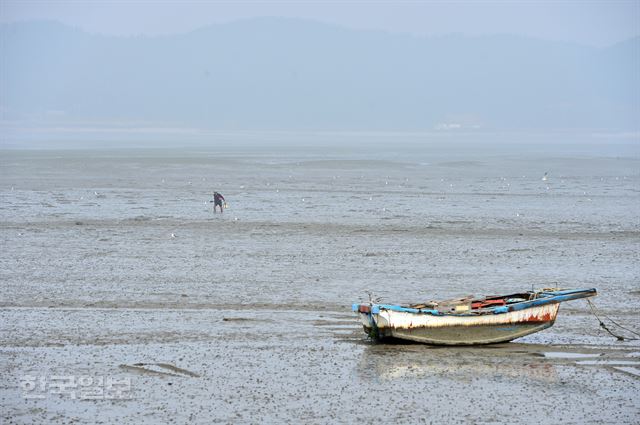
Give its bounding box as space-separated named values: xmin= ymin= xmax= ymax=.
xmin=212 ymin=191 xmax=226 ymax=213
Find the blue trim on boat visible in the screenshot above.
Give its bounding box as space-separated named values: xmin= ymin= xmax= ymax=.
xmin=353 ymin=288 xmax=596 ymax=317
xmin=369 ymin=304 xmax=441 ymax=315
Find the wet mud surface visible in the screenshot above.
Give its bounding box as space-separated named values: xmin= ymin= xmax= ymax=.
xmin=1 ymin=142 xmax=639 ymax=423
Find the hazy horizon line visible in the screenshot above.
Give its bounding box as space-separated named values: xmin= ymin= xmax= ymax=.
xmin=2 ymin=16 xmax=638 ymax=49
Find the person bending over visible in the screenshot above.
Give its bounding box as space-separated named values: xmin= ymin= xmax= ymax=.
xmin=212 ymin=191 xmax=226 ymax=213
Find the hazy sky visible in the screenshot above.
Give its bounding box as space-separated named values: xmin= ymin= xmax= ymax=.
xmin=1 ymin=0 xmax=638 ymax=47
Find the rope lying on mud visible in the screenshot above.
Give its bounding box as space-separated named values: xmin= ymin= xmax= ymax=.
xmin=586 ymin=299 xmax=640 ymax=341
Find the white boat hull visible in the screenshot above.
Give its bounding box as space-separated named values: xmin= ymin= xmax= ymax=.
xmin=358 ymin=303 xmax=560 ymax=345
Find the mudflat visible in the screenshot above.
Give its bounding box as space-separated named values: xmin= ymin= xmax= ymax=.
xmin=1 ymin=138 xmax=639 ymax=423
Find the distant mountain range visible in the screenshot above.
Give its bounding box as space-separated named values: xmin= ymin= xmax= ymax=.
xmin=1 ymin=18 xmax=638 ymax=131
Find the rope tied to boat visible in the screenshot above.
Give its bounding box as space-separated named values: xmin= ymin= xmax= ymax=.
xmin=586 ymin=299 xmax=640 ymax=341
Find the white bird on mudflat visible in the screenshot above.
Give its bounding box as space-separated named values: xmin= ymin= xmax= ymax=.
xmin=171 ymin=233 xmax=176 ymax=238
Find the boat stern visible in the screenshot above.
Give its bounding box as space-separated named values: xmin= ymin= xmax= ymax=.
xmin=352 ymin=303 xmax=380 ymax=338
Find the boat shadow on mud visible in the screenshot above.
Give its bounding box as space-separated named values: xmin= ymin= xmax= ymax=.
xmin=357 ymin=342 xmax=559 ymax=383
xmin=355 ymin=340 xmax=640 ymax=383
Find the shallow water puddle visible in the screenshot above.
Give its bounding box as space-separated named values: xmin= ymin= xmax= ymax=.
xmin=576 ymin=360 xmax=640 ymax=366
xmin=542 ymin=352 xmax=604 ymax=359
xmin=612 ymin=367 xmax=640 ymax=378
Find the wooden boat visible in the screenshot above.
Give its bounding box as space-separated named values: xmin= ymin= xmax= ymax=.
xmin=352 ymin=288 xmax=597 ymax=345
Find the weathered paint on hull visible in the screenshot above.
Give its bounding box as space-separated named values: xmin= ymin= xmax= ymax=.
xmin=359 ymin=303 xmax=560 ymax=345
xmin=383 ymin=322 xmax=555 ymax=345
